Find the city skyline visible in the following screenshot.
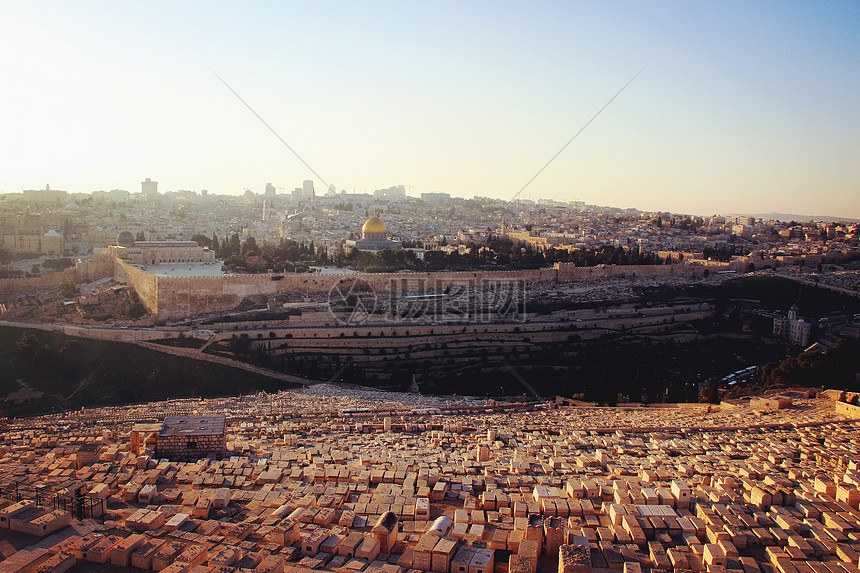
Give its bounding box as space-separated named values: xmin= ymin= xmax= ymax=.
xmin=1 ymin=1 xmax=858 ymax=219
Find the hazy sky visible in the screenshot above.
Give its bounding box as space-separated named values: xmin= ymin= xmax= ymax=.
xmin=1 ymin=1 xmax=858 ymax=218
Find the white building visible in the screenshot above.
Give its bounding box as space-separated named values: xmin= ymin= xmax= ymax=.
xmin=303 ymin=180 xmax=315 ymax=202
xmin=773 ymin=305 xmax=811 ymax=346
xmin=141 ymin=178 xmax=158 ymax=200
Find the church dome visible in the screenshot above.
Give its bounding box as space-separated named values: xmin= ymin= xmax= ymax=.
xmin=362 ymin=217 xmax=387 ymax=235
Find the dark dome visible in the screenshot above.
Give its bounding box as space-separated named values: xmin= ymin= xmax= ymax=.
xmin=117 ymin=231 xmax=135 ymax=247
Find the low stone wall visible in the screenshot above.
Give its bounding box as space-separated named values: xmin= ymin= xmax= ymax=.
xmin=835 ymin=400 xmax=860 ymax=418
xmin=0 ymin=320 xmax=168 ymax=342
xmin=751 ymin=396 xmax=793 ymax=410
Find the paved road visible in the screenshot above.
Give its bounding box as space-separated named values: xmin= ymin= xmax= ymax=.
xmin=0 ymin=319 xmax=320 ymax=387
xmin=132 ymin=340 xmax=319 ymax=387
xmin=773 ymin=271 xmax=860 ymax=297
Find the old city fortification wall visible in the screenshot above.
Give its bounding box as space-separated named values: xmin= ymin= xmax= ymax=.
xmin=554 ymin=262 xmax=709 ymax=281
xmin=0 ymin=257 xmax=118 ymax=301
xmin=1 ymin=256 xmax=717 ymax=317
xmin=154 ymin=268 xmax=556 ymax=317
xmin=74 ymin=258 xmax=114 ymax=283
xmin=0 ymin=267 xmax=77 ymax=299
xmin=150 ymin=263 xmax=709 ymax=317
xmin=115 ymin=260 xmax=159 ymax=313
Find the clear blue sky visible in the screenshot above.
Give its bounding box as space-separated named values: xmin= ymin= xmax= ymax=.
xmin=1 ymin=1 xmax=858 ymax=218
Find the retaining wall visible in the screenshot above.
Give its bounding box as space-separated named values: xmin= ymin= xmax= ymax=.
xmin=115 ymin=260 xmax=159 ymax=313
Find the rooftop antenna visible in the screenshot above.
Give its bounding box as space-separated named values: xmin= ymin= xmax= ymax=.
xmin=509 ymin=68 xmax=644 ymax=204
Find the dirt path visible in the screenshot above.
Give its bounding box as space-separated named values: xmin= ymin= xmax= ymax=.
xmin=133 ymin=340 xmax=319 ymax=387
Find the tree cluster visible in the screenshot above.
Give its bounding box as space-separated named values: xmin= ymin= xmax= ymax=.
xmin=423 ymin=238 xmax=662 ymax=270
xmin=42 ymin=257 xmax=74 ymax=272
xmin=16 ymin=333 xmax=83 ymax=381
xmin=339 ymin=248 xmax=422 ymax=273
xmin=725 ymin=338 xmax=860 ymax=398
xmin=59 ymin=280 xmax=78 ymax=299
xmin=702 ymin=247 xmax=737 ymax=262
xmin=760 ymin=338 xmax=860 ymax=391
xmin=193 ymin=234 xmax=327 ymax=273
xmin=197 ymin=232 xmax=665 ymax=275
xmin=326 ymin=238 xmax=667 ymax=273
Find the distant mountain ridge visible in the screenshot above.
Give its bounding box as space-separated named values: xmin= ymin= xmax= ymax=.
xmin=726 ymin=212 xmax=858 ymax=224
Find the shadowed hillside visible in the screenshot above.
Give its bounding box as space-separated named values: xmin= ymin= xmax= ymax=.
xmin=0 ymin=326 xmax=300 ymax=418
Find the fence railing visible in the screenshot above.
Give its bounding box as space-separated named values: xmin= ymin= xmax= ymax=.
xmin=0 ymin=479 xmax=105 ymax=521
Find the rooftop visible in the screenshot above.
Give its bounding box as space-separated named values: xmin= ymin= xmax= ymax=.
xmin=140 ymin=262 xmax=224 ymax=277
xmin=158 ymin=414 xmax=226 ymax=437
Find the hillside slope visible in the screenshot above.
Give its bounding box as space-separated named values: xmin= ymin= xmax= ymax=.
xmin=0 ymin=326 xmax=299 ymax=417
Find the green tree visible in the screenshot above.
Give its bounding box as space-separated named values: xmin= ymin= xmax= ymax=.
xmin=191 ymin=233 xmax=212 ymax=248
xmin=60 ymin=280 xmax=78 ymax=299
xmin=228 ymin=334 xmax=252 ymax=356
xmin=223 ymin=255 xmax=247 ymax=271
xmin=242 ymin=236 xmax=260 ymax=256
xmin=701 ymin=378 xmax=720 ymax=404
xmin=221 ymin=233 xmax=241 ymax=257
xmin=43 ymin=258 xmax=74 ymax=271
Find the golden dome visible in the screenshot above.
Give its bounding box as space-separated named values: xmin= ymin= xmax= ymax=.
xmin=362 ymin=217 xmax=387 ymax=235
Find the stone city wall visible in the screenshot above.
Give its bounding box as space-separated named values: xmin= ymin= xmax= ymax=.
xmin=554 ymin=262 xmax=712 ymax=282
xmin=0 ymin=255 xmax=123 ymax=300
xmin=124 ymin=262 xmax=712 ymax=317
xmin=115 ymin=259 xmax=159 ymax=313
xmin=0 ymin=267 xmax=77 ymax=299
xmin=74 ymin=258 xmax=115 ymax=283
xmin=154 ymin=269 xmax=553 ymax=317
xmin=155 ymin=274 xmax=275 ymax=317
